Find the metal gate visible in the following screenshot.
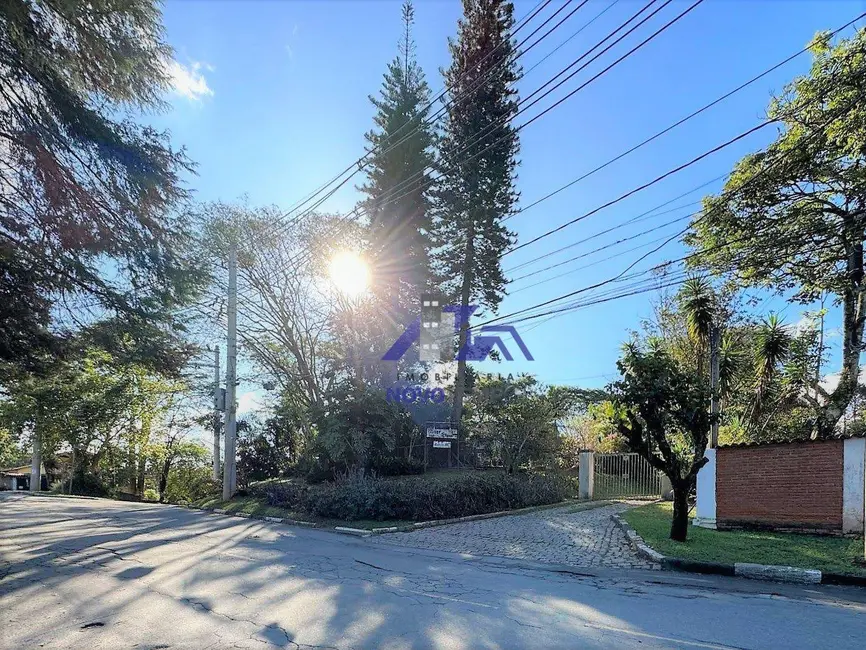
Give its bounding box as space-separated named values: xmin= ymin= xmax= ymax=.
xmin=593 ymin=453 xmax=662 ymax=499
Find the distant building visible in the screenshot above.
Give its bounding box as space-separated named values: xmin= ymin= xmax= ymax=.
xmin=0 ymin=461 xmax=48 ymax=491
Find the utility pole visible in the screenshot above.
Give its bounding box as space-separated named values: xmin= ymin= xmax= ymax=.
xmin=223 ymin=243 xmax=238 ymax=500
xmin=709 ymin=325 xmax=721 ymax=448
xmin=212 ymin=345 xmax=221 ymax=481
xmin=30 ymin=423 xmax=41 ymax=492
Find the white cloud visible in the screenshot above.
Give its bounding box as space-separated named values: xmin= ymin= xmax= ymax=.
xmin=237 ymin=391 xmax=263 ymax=415
xmin=166 ymin=59 xmax=213 ymax=101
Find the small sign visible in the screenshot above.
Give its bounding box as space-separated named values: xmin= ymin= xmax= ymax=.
xmin=432 ymin=441 xmax=451 ymax=449
xmin=426 ymin=427 xmax=458 ymax=439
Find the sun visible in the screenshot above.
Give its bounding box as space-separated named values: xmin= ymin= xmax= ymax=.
xmin=328 ymin=250 xmax=370 ymax=297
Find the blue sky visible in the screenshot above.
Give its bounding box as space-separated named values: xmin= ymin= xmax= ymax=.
xmin=153 ymin=0 xmax=864 ymax=409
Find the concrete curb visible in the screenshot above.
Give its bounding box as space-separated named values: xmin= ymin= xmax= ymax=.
xmin=612 ymin=513 xmax=866 ymax=586
xmin=185 ymin=498 xmax=613 ymax=537
xmin=368 ymin=499 xmax=615 ymax=535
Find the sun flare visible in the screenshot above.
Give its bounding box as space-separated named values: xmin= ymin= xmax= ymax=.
xmin=328 ymin=251 xmax=370 ymax=297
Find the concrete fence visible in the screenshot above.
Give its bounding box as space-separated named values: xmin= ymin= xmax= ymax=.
xmin=695 ymin=437 xmax=865 ymax=534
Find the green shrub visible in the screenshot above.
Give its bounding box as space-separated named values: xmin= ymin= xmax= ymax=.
xmin=371 ymin=457 xmax=425 ymax=477
xmin=163 ymin=467 xmax=220 ymax=504
xmin=302 ymin=471 xmax=577 ymax=522
xmin=250 ymin=479 xmax=309 ymax=509
xmin=143 ymin=488 xmax=159 ymax=502
xmin=67 ymin=471 xmax=109 ymax=497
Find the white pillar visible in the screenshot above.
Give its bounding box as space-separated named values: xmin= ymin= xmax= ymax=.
xmin=842 ymin=438 xmax=865 ymax=534
xmin=579 ymin=452 xmax=595 ymax=500
xmin=694 ymin=448 xmax=717 ymax=529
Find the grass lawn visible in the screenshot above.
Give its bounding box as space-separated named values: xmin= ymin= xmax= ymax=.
xmin=624 ymin=502 xmax=866 ymax=577
xmin=190 ymin=494 xmax=414 ymax=531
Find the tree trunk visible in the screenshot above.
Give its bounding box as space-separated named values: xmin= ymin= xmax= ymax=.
xmin=158 ymin=459 xmax=170 ymax=503
xmin=670 ymin=481 xmax=690 ymax=542
xmin=818 ymin=237 xmax=865 ymax=436
xmin=452 ymin=222 xmax=475 ymax=427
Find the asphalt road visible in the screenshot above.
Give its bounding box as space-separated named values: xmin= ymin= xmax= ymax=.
xmin=1 ymin=493 xmax=865 ymax=649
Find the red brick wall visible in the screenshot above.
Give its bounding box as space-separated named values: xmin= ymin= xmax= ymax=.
xmin=716 ymin=440 xmax=843 ymax=530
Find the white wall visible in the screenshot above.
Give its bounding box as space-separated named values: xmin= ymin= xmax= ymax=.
xmin=842 ymin=438 xmax=865 ymax=534
xmin=693 ymin=449 xmax=717 ymax=529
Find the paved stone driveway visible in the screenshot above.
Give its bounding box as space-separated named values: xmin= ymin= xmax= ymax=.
xmin=376 ymin=501 xmax=658 ymax=570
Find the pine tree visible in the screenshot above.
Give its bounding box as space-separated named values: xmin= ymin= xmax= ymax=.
xmin=361 ymin=0 xmax=437 ymax=313
xmin=0 ymin=0 xmax=202 ymax=373
xmin=434 ymin=0 xmax=521 ymax=426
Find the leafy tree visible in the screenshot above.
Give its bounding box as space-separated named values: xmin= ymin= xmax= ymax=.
xmin=360 ymin=0 xmax=437 ymax=312
xmin=686 ymin=28 xmax=866 ymax=437
xmin=0 ymin=428 xmax=24 ymax=469
xmin=237 ymin=414 xmax=299 ymax=487
xmin=314 ymin=384 xmax=417 ymax=476
xmin=467 ymin=375 xmax=577 ymax=473
xmin=433 ymin=0 xmax=521 ymax=425
xmin=0 ymin=0 xmax=204 ymax=371
xmin=608 ymin=343 xmax=712 ymax=542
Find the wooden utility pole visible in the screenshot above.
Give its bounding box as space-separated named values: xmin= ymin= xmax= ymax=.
xmin=709 ymin=325 xmax=721 ymax=448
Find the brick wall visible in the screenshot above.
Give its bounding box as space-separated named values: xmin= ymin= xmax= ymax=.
xmin=716 ymin=440 xmax=844 ymax=531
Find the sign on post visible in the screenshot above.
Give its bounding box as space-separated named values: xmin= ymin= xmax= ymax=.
xmin=432 ymin=441 xmax=451 ymax=449
xmin=426 ymin=427 xmax=458 ymax=439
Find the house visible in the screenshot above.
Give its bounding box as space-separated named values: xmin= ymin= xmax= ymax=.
xmin=0 ymin=463 xmax=48 ymax=491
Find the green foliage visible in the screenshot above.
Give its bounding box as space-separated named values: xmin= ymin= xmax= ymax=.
xmin=466 ymin=375 xmax=579 ymax=473
xmin=0 ymin=0 xmax=206 ymax=371
xmin=314 ymin=385 xmax=419 ymax=475
xmin=361 ymin=0 xmax=437 ymax=311
xmin=433 ymin=0 xmax=520 ymax=311
xmin=0 ymin=428 xmax=24 ymax=468
xmin=608 ymin=342 xmax=712 ymax=541
xmin=258 ymin=472 xmax=576 ymax=522
xmin=686 ymin=27 xmax=866 ymax=436
xmin=163 ymin=466 xmax=219 ymax=504
xmin=237 ymin=417 xmax=296 ymax=487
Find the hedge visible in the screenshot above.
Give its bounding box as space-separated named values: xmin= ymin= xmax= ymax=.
xmin=250 ymin=471 xmax=577 ymax=522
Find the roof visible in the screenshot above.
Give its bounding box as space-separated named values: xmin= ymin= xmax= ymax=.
xmin=0 ymin=464 xmax=33 ymax=477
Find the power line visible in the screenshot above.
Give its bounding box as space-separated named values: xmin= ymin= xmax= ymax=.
xmin=472 ymin=94 xmax=856 ymax=333
xmin=231 ymin=0 xmax=562 ymax=248
xmin=505 ymin=119 xmax=771 ymax=256
xmin=232 ymin=0 xmax=698 ymax=293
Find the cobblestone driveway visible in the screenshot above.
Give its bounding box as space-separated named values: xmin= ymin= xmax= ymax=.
xmin=376 ymin=501 xmax=658 ymax=570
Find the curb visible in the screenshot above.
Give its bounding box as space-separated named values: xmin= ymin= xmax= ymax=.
xmin=186 ymin=498 xmax=614 ymax=537
xmin=612 ymin=514 xmax=866 ymax=586
xmin=368 ymin=499 xmax=615 ymax=535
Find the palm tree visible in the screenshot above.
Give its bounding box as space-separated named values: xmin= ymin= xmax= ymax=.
xmin=749 ymin=313 xmax=792 ymax=426
xmin=678 ymin=276 xmax=716 ymax=376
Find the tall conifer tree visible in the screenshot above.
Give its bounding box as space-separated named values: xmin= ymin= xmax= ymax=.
xmin=361 ymin=0 xmax=437 ymax=314
xmin=433 ymin=0 xmax=521 ymax=425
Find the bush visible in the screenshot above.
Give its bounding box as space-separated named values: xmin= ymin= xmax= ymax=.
xmin=304 ymin=462 xmax=334 ymax=484
xmin=143 ymin=488 xmax=160 ymax=502
xmin=302 ymin=471 xmax=577 ymax=522
xmin=66 ymin=471 xmax=109 ymax=497
xmin=371 ymin=457 xmax=425 ymax=477
xmin=250 ymin=478 xmax=309 ymax=510
xmin=163 ymin=467 xmax=220 ymax=504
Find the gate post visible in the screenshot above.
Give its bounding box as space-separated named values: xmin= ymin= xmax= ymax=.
xmin=694 ymin=449 xmax=717 ymax=529
xmin=579 ymin=452 xmax=595 ymax=500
